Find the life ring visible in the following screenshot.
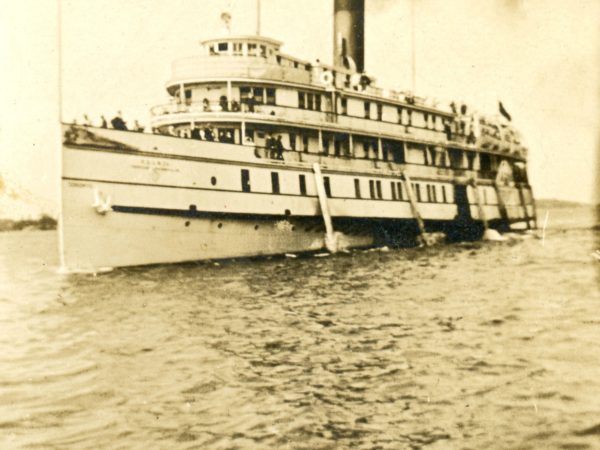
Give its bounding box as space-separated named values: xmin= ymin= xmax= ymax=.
xmin=320 ymin=71 xmax=334 ymax=86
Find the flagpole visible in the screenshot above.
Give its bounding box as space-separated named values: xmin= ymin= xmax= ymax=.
xmin=410 ymin=0 xmax=416 ymax=93
xmin=57 ymin=0 xmax=66 ymax=271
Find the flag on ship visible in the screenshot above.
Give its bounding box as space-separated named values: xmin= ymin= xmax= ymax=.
xmin=499 ymin=101 xmax=512 ymax=121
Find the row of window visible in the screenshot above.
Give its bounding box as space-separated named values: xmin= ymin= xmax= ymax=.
xmin=241 ymin=169 xmax=450 ymax=204
xmin=298 ymin=91 xmax=322 ymax=111
xmin=240 ymin=86 xmax=276 ymax=105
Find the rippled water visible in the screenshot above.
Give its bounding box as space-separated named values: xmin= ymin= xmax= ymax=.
xmin=0 ymin=207 xmax=598 ymax=449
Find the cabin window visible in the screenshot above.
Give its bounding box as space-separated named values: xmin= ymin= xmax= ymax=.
xmin=364 ymin=101 xmax=371 ymax=119
xmin=376 ymin=181 xmax=382 ymax=199
xmin=442 ymin=185 xmax=447 ymax=203
xmin=397 ymin=182 xmax=403 ymax=200
xmin=369 ymin=180 xmax=375 ymax=199
xmin=397 ymin=107 xmax=403 ymax=124
xmin=340 ymin=98 xmax=347 ymax=115
xmin=248 ymin=43 xmax=257 ymax=56
xmin=315 ymin=94 xmax=321 ymax=111
xmin=241 ymin=169 xmax=251 ymax=192
xmin=391 ymin=182 xmax=397 ymax=200
xmin=377 ymin=103 xmax=383 ymax=121
xmin=432 ymin=185 xmax=437 ymax=202
xmin=299 ymin=174 xmax=307 ymax=195
xmin=426 ymin=184 xmax=432 ymax=202
xmin=354 ymin=179 xmax=361 ymax=198
xmin=414 ymin=183 xmax=422 ymax=202
xmin=271 ymin=172 xmax=280 ymax=194
xmin=298 ymin=92 xmax=305 ymax=109
xmin=448 ymin=148 xmax=463 ymax=169
xmin=184 ymin=89 xmax=192 ymax=105
xmin=302 ymin=134 xmax=309 ymax=152
xmin=289 ymin=132 xmax=297 ymax=151
xmin=260 ymin=45 xmax=267 ymax=57
xmin=424 ymin=113 xmax=429 ymax=128
xmin=218 ymin=42 xmax=228 ymax=52
xmin=407 ymin=110 xmax=412 ymax=126
xmin=276 ymin=55 xmax=282 ymax=64
xmin=266 ymin=88 xmax=276 ymax=105
xmin=209 ymin=45 xmax=217 ymax=55
xmin=323 ymin=176 xmax=332 ymax=197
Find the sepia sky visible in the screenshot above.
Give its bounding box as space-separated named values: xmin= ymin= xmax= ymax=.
xmin=1 ymin=0 xmax=599 ymax=216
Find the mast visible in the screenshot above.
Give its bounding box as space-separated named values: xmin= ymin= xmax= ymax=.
xmin=256 ymin=0 xmax=261 ymax=36
xmin=333 ymin=0 xmax=364 ymax=72
xmin=410 ymin=0 xmax=416 ymax=92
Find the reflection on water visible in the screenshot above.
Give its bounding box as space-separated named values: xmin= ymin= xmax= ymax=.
xmin=0 ymin=207 xmax=599 ymax=449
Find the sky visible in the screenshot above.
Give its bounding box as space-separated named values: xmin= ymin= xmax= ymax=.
xmin=1 ymin=0 xmax=599 ymax=218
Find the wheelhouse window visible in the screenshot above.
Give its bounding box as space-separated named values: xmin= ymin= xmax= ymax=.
xmin=218 ymin=42 xmax=228 ymax=52
xmin=248 ymin=43 xmax=257 ymax=56
xmin=232 ymin=42 xmax=243 ymax=55
xmin=266 ymin=88 xmax=276 ymax=105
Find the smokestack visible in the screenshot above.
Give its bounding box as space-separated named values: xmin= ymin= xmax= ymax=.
xmin=334 ymin=0 xmax=365 ymax=72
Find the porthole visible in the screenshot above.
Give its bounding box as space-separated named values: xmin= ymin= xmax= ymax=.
xmin=291 ymin=226 xmax=296 ymax=231
xmin=217 ymin=223 xmax=223 ymax=229
xmin=254 ymin=225 xmax=259 ymax=230
xmin=211 ymin=176 xmax=217 ymax=186
xmin=185 ymin=221 xmax=190 ymax=227
xmin=285 ymin=209 xmax=291 ymax=216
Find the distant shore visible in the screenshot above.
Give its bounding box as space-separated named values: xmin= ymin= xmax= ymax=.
xmin=0 ymin=215 xmax=57 ymax=232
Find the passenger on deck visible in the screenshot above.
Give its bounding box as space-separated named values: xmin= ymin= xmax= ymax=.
xmin=111 ymin=111 xmax=127 ymax=130
xmin=204 ymin=127 xmax=214 ymax=141
xmin=191 ymin=126 xmax=201 ymax=140
xmin=443 ymin=119 xmax=452 ymax=140
xmin=245 ymin=92 xmax=256 ymax=112
xmin=83 ymin=114 xmax=91 ymax=126
xmin=133 ymin=120 xmax=144 ymax=132
xmin=231 ymin=100 xmax=240 ymax=112
xmin=219 ymin=96 xmax=229 ymax=112
xmin=275 ymin=135 xmax=285 ymax=160
xmin=100 ymin=115 xmax=108 ymax=128
xmin=203 ymin=98 xmax=210 ymax=112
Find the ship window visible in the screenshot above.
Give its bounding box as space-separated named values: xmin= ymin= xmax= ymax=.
xmin=241 ymin=169 xmax=251 ymax=192
xmin=218 ymin=42 xmax=228 ymax=52
xmin=364 ymin=101 xmax=371 ymax=119
xmin=315 ymin=94 xmax=321 ymax=111
xmin=442 ymin=185 xmax=447 ymax=203
xmin=376 ymin=180 xmax=382 ymax=199
xmin=271 ymin=172 xmax=280 ymax=194
xmin=377 ymin=104 xmax=383 ymax=121
xmin=185 ymin=89 xmax=192 ymax=105
xmin=307 ymin=93 xmax=314 ymax=110
xmin=233 ymin=43 xmax=243 ymax=55
xmin=424 ymin=113 xmax=429 ymax=128
xmin=426 ymin=184 xmax=431 ymax=202
xmin=302 ymin=134 xmax=309 ymax=152
xmin=397 ymin=107 xmax=403 ymax=124
xmin=289 ymin=132 xmax=297 ymax=151
xmin=248 ymin=43 xmax=257 ymax=56
xmin=276 ymin=55 xmax=282 ymax=64
xmin=340 ymin=98 xmax=347 ymax=115
xmin=260 ymin=45 xmax=267 ymax=57
xmin=369 ymin=180 xmax=375 ymax=199
xmin=240 ymin=86 xmax=251 ymax=101
xmin=211 ymin=176 xmax=217 ymax=186
xmin=266 ymin=88 xmax=276 ymax=105
xmin=293 ymin=61 xmax=299 ymax=68
xmin=397 ymin=182 xmax=403 ymax=200
xmin=354 ymin=179 xmax=361 ymax=198
xmin=299 ymin=174 xmax=307 ymax=195
xmin=391 ymin=182 xmax=397 ymax=200
xmin=298 ymin=92 xmax=305 ymax=109
xmin=209 ymin=45 xmax=217 ymax=55
xmin=323 ymin=176 xmax=332 ymax=197
xmin=414 ymin=183 xmax=422 ymax=202
xmin=407 ymin=109 xmax=412 ymax=126
xmin=321 ymin=135 xmax=329 ymax=154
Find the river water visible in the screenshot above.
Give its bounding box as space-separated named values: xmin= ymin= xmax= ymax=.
xmin=0 ymin=206 xmax=598 ymax=449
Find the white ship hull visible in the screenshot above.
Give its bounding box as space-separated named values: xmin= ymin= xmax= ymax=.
xmin=60 ymin=125 xmax=536 ymax=271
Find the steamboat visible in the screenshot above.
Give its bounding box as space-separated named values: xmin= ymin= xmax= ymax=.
xmin=60 ymin=0 xmax=536 ymax=271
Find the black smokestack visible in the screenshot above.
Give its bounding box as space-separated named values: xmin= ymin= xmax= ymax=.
xmin=334 ymin=0 xmax=365 ymax=72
